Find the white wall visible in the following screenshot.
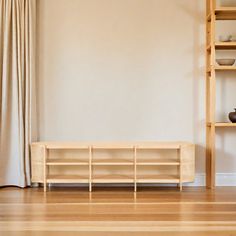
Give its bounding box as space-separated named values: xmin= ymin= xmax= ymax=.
xmin=37 ymin=0 xmax=236 ymax=180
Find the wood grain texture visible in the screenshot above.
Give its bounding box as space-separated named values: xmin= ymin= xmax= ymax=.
xmin=206 ymin=0 xmax=216 ymax=189
xmin=1 ymin=187 xmax=236 ymax=235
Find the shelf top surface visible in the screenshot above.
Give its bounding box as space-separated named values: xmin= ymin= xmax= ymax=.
xmin=92 ymin=175 xmax=134 ymax=183
xmin=137 ymin=159 xmax=180 ymax=165
xmin=93 ymin=174 xmax=133 ymax=179
xmin=46 ymin=175 xmax=89 ymax=183
xmin=45 ymin=158 xmax=181 ymax=165
xmin=32 ymin=141 xmax=193 ymax=149
xmin=136 ymin=175 xmax=180 ymax=183
xmin=137 ymin=174 xmax=179 ymax=179
xmin=208 ymin=122 xmax=236 ymax=127
xmin=92 ymin=159 xmax=133 ymax=164
xmin=46 ymin=159 xmax=89 ymax=165
xmin=47 ymin=175 xmax=89 ymax=180
xmin=215 ymin=122 xmax=236 ymax=127
xmin=214 ymin=66 xmax=236 ymax=70
xmin=215 ymin=7 xmax=236 ymax=12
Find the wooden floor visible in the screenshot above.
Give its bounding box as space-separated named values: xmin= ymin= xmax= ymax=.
xmin=1 ymin=186 xmax=236 ymax=235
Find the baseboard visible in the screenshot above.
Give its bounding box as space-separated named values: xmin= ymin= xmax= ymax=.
xmin=187 ymin=173 xmax=236 ymax=186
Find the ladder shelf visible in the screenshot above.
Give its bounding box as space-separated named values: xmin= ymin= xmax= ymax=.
xmin=206 ymin=0 xmax=236 ymax=188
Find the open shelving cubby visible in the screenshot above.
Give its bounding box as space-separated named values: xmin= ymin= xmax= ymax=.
xmin=91 ymin=144 xmax=135 ymax=188
xmin=135 ymin=144 xmax=182 ymax=191
xmin=43 ymin=144 xmax=91 ymax=190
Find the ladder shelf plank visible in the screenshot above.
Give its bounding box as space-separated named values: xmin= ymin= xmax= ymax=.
xmin=215 ymin=123 xmax=236 ymax=127
xmin=215 ymin=66 xmax=236 ymax=71
xmin=215 ymin=42 xmax=236 ymax=50
xmin=215 ymin=7 xmax=236 ymax=20
xmin=207 ymin=122 xmax=236 ymax=127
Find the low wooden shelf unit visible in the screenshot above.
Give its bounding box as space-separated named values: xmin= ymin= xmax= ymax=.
xmin=31 ymin=142 xmax=195 ymax=192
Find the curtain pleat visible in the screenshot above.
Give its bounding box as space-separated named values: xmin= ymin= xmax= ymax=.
xmin=0 ymin=0 xmax=36 ymax=187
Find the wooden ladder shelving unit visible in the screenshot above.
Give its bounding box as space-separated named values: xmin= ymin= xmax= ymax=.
xmin=206 ymin=0 xmax=236 ymax=188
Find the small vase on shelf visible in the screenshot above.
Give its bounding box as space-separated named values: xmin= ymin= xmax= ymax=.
xmin=229 ymin=108 xmax=236 ymax=123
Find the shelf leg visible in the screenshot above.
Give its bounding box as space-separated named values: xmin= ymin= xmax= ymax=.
xmin=179 ymin=148 xmax=183 ymax=192
xmin=43 ymin=147 xmax=47 ymax=192
xmin=179 ymin=182 xmax=183 ymax=192
xmin=134 ymin=146 xmax=137 ymax=193
xmin=89 ymin=146 xmax=92 ymax=192
xmin=206 ymin=125 xmax=216 ymax=189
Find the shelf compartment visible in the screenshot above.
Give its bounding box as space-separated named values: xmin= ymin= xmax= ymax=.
xmin=215 ymin=42 xmax=236 ymax=50
xmin=215 ymin=7 xmax=236 ymax=20
xmin=136 ymin=175 xmax=179 ymax=183
xmin=92 ymin=159 xmax=134 ymax=166
xmin=46 ymin=159 xmax=89 ymax=166
xmin=136 ymin=159 xmax=180 ymax=166
xmin=47 ymin=175 xmax=89 ymax=183
xmin=92 ymin=174 xmax=134 ymax=183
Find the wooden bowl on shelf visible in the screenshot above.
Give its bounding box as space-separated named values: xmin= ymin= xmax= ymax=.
xmin=216 ymin=59 xmax=236 ymax=66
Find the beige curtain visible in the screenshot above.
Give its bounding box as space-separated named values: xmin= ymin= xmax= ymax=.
xmin=0 ymin=0 xmax=37 ymax=187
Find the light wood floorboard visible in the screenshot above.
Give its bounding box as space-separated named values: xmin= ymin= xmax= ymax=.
xmin=1 ymin=187 xmax=236 ymax=235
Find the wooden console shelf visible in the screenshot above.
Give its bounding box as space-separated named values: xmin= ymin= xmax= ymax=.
xmin=31 ymin=142 xmax=195 ymax=192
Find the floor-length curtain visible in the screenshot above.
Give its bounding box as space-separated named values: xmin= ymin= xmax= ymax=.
xmin=0 ymin=0 xmax=36 ymax=187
